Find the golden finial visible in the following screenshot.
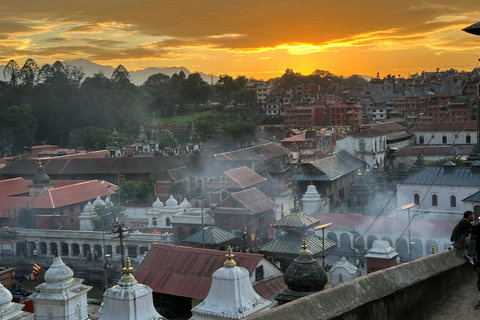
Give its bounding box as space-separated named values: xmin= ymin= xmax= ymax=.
xmin=299 ymin=239 xmax=311 ymax=255
xmin=357 ymin=169 xmax=362 ymax=176
xmin=366 ymin=164 xmax=370 ymax=172
xmin=431 ymin=244 xmax=436 ymax=254
xmin=120 ymin=257 xmax=136 ymax=282
xmin=224 ymin=246 xmax=236 ymax=268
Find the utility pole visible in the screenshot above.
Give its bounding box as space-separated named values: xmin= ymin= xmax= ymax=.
xmin=111 ymin=224 xmax=130 ymax=268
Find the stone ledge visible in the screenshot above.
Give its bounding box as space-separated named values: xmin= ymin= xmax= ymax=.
xmin=247 ymin=249 xmax=469 ymax=320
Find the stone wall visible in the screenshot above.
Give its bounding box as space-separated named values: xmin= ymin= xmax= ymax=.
xmin=247 ymin=248 xmax=469 ymax=320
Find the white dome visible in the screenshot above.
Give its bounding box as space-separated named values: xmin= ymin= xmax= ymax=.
xmin=92 ymin=195 xmax=105 ymax=207
xmin=0 ymin=282 xmax=12 ymax=307
xmin=104 ymin=196 xmax=112 ymax=207
xmin=44 ymin=255 xmax=74 ymax=284
xmin=165 ymin=195 xmax=178 ymax=207
xmin=83 ymin=201 xmax=94 ymax=213
xmin=179 ymin=198 xmax=191 ymax=209
xmin=153 ymin=197 xmax=164 ymax=208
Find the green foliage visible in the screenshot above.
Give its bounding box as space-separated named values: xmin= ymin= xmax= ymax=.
xmin=0 ymin=104 xmax=37 ymax=155
xmin=119 ymin=180 xmax=152 ymax=200
xmin=427 ymin=157 xmax=465 ymax=167
xmin=168 ymin=179 xmax=189 ymax=197
xmin=222 ymin=121 xmax=257 ymax=149
xmin=93 ymin=203 xmax=126 ymax=230
xmin=68 ymin=126 xmax=111 ymax=150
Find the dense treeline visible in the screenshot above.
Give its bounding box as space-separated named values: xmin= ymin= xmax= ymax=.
xmin=0 ymin=59 xmax=261 ymax=156
xmin=0 ymin=59 xmax=366 ymax=156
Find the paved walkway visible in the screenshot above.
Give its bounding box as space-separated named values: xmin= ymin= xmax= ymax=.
xmin=421 ymin=269 xmax=480 ymax=319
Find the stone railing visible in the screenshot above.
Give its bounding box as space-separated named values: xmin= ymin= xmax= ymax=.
xmin=172 ymin=215 xmax=214 ymax=225
xmin=247 ymin=248 xmax=469 ymax=320
xmin=15 ymin=228 xmax=174 ymax=245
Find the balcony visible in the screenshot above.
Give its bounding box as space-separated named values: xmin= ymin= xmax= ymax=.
xmin=172 ymin=214 xmax=214 ymax=225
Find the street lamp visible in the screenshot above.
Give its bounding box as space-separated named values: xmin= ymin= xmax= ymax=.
xmin=401 ymin=203 xmax=415 ymax=261
xmin=315 ymin=222 xmax=333 ymax=269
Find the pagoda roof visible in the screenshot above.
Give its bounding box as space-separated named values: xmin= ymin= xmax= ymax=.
xmin=272 ymin=209 xmax=320 ymax=229
xmin=258 ymin=232 xmax=336 ymax=257
xmin=183 ymin=226 xmax=237 ymax=245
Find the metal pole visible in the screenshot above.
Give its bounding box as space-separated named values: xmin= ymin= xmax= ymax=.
xmin=201 ymin=202 xmax=205 ymax=249
xmin=322 ymin=228 xmax=325 ymax=268
xmin=408 ymin=207 xmax=411 ymax=261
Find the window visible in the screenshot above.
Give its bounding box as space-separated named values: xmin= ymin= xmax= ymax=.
xmin=339 ymin=273 xmax=343 ymax=283
xmin=255 ymin=265 xmax=264 ymax=281
xmin=197 ymin=178 xmax=203 ymax=188
xmin=414 ymin=194 xmax=420 ymax=205
xmin=152 ymin=217 xmax=157 ymax=226
xmin=432 ymin=194 xmax=438 ymax=207
xmin=221 ymin=176 xmax=226 ymax=183
xmin=467 ymin=135 xmax=471 ymax=144
xmin=165 ymin=217 xmax=171 ymax=226
xmin=419 ymin=136 xmax=424 ymax=144
xmin=442 ymin=136 xmax=447 ymax=144
xmin=451 ymin=196 xmax=456 ymax=207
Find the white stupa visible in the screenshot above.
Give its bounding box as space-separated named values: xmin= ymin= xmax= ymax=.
xmin=78 ymin=201 xmax=95 ymax=231
xmin=165 ymin=195 xmax=178 ymax=208
xmin=29 ymin=252 xmax=92 ymax=320
xmin=0 ymin=281 xmax=33 ymax=319
xmin=99 ymin=258 xmax=164 ymax=320
xmin=302 ymin=184 xmax=330 ymax=214
xmin=190 ymin=247 xmax=271 ymax=320
xmin=92 ymin=194 xmax=105 ymax=207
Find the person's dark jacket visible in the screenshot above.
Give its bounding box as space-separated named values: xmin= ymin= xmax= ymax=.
xmin=451 ymin=218 xmax=473 ymax=243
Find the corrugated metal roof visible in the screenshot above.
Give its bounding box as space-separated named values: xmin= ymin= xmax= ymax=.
xmin=258 ymin=232 xmax=336 ymax=256
xmin=352 ymin=122 xmax=406 ymax=138
xmin=224 ymin=166 xmax=267 ymax=189
xmin=272 ymin=210 xmax=320 ymax=228
xmin=402 ymin=166 xmax=480 ymax=187
xmin=463 ymin=191 xmax=480 ymax=202
xmin=210 ymin=188 xmax=278 ymax=215
xmin=34 ymin=180 xmax=118 ymax=208
xmin=134 ymin=243 xmax=266 ymax=299
xmin=386 ymin=131 xmax=413 ymax=140
xmin=215 ymin=142 xmax=290 ymax=161
xmin=410 ymin=121 xmax=477 ymax=132
xmin=394 ymin=146 xmax=472 ymax=157
xmin=0 ymin=156 xmax=218 ymax=175
xmin=183 ymin=226 xmax=237 ymax=245
xmin=303 ymin=150 xmax=364 ymax=181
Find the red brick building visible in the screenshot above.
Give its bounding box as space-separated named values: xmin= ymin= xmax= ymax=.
xmin=284 ymin=106 xmax=326 ymax=128
xmin=328 ymin=103 xmax=363 ymax=127
xmin=209 ymin=188 xmax=278 ymax=247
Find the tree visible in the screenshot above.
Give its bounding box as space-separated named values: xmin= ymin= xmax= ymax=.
xmin=93 ymin=203 xmax=125 ymax=230
xmin=168 ymin=180 xmax=189 ymax=198
xmin=119 ymin=180 xmax=152 ymax=201
xmin=68 ymin=126 xmax=111 ymax=150
xmin=223 ymin=121 xmax=257 ymax=149
xmin=111 ymin=64 xmax=132 ymax=87
xmin=20 ymin=59 xmax=39 ymax=87
xmin=0 ymin=104 xmax=38 ymax=154
xmin=3 ymin=60 xmax=20 ymax=85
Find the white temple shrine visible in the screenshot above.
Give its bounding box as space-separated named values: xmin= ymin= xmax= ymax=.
xmin=301 ymin=184 xmax=329 ymax=215
xmin=0 ymin=281 xmax=33 ymax=319
xmin=29 ymin=252 xmax=92 ymax=320
xmin=329 ymin=256 xmax=361 ymax=286
xmin=190 ymin=247 xmax=271 ymax=320
xmin=78 ymin=201 xmax=95 ymax=232
xmin=99 ymin=258 xmax=164 ymax=320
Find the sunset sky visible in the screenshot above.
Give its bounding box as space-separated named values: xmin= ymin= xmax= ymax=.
xmin=2 ymin=1 xmax=480 ymax=80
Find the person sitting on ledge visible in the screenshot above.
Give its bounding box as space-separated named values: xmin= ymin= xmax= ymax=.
xmin=451 ymin=210 xmax=475 ymax=265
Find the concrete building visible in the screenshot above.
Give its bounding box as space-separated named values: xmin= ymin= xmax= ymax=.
xmin=329 ymin=257 xmax=361 ymax=286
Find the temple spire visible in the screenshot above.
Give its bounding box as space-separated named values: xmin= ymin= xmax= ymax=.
xmin=224 ymin=246 xmax=236 ymax=268
xmin=120 ymin=258 xmax=135 ymax=283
